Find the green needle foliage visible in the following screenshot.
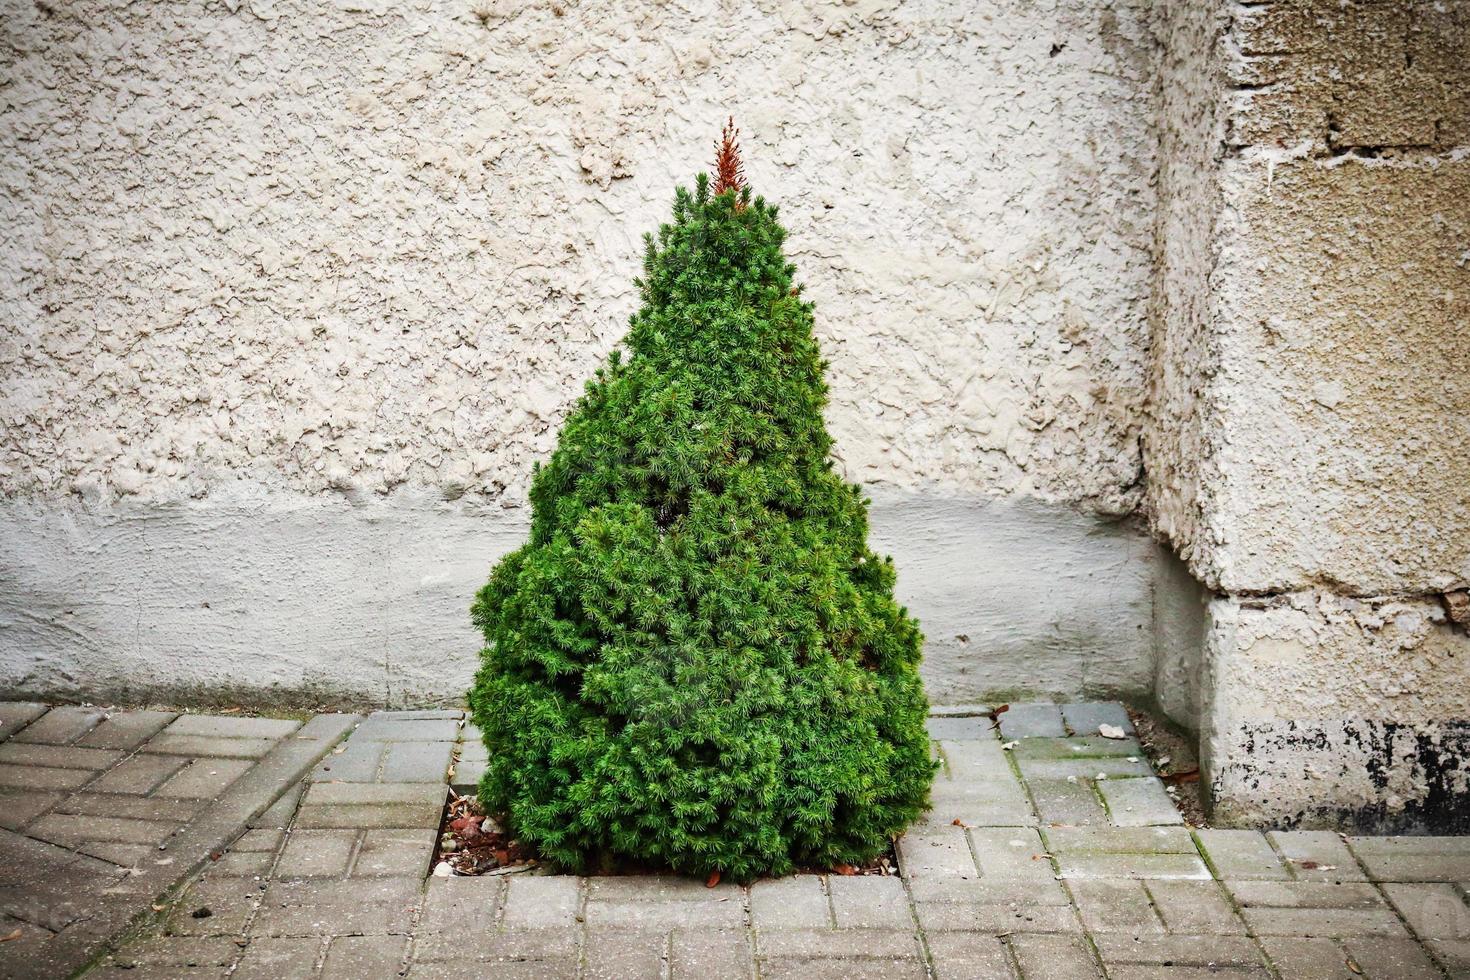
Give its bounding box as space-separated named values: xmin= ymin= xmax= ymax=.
xmin=469 ymin=126 xmax=935 ymax=880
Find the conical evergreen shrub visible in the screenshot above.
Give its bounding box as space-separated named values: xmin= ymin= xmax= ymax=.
xmin=469 ymin=123 xmax=935 ymax=880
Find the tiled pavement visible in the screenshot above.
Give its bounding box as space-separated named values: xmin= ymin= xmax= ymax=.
xmin=2 ymin=703 xmax=1468 ymax=978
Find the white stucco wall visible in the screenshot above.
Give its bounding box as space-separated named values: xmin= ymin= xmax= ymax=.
xmin=0 ymin=0 xmax=1167 ymax=705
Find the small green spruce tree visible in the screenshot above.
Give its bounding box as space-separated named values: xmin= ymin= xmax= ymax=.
xmin=470 ymin=122 xmax=935 ymax=880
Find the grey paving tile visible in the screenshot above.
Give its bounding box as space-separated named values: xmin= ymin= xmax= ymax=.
xmin=923 ymin=931 xmax=1015 ymax=979
xmin=1028 ymin=779 xmax=1110 ymax=826
xmin=0 ymin=742 xmax=121 ymax=771
xmin=144 ymin=735 xmax=277 ymax=759
xmin=354 ymin=828 xmax=436 ymax=877
xmin=0 ymin=703 xmax=50 ymax=741
xmin=1226 ymin=880 xmax=1387 ymax=910
xmin=587 ymin=876 xmax=744 ymax=930
xmin=938 ymin=739 xmax=1018 ymax=780
xmin=381 ymin=740 xmax=453 ymax=783
xmin=165 ymin=877 xmax=263 ymax=937
xmin=827 ymin=874 xmax=911 ymax=929
xmin=295 ymin=781 xmax=445 ymax=829
xmin=0 ymin=763 xmax=96 ymax=790
xmin=501 ymin=874 xmax=582 ymax=929
xmin=232 ymin=828 xmax=285 ymax=852
xmin=1060 ymin=702 xmax=1133 ymax=737
xmin=669 ymin=927 xmax=754 ymax=980
xmin=1067 ymin=878 xmax=1164 ymax=933
xmin=1195 ymin=829 xmax=1291 ymax=880
xmin=152 ymin=758 xmax=255 ymax=799
xmin=998 ymin=704 xmax=1065 ymax=739
xmin=930 ymin=705 xmax=994 ymax=717
xmin=56 ymin=792 xmax=200 ymax=823
xmin=583 ymin=928 xmax=665 ymax=979
xmin=254 ymin=876 xmax=421 ymax=936
xmin=1146 ymin=880 xmax=1248 ymax=935
xmin=89 ymin=753 xmax=188 ymax=794
xmin=10 ymin=706 xmax=106 ymax=745
xmin=1098 ymin=777 xmax=1183 ymax=827
xmin=0 ymin=788 xmax=61 ymax=831
xmin=1256 ymin=936 xmax=1354 ymax=979
xmin=1380 ymin=881 xmax=1470 ymax=939
xmin=81 ymin=841 xmax=157 ymax=868
xmin=76 ymin=711 xmax=177 ymax=750
xmin=252 ymin=783 xmax=303 ymax=830
xmin=31 ymin=812 xmax=175 ymax=847
xmin=926 ymin=716 xmax=999 ymax=741
xmin=908 ymin=875 xmax=1072 ymax=907
xmin=898 ymin=825 xmax=979 ymax=880
xmin=450 ymin=757 xmax=487 ymax=794
xmin=1011 ymin=736 xmax=1143 ymax=761
xmin=322 ymin=934 xmax=408 ymax=980
xmin=970 ymin=827 xmax=1055 ymax=879
xmin=233 ymin=936 xmax=321 ymax=979
xmin=1268 ymin=831 xmax=1367 ymax=882
xmin=163 ymin=715 xmax=300 ymax=740
xmin=1242 ymin=908 xmax=1408 ymax=938
xmin=412 ymin=924 xmax=576 ymax=966
xmin=209 ymin=849 xmax=275 ymax=876
xmin=311 ymin=738 xmax=386 ymax=782
xmin=914 ymin=899 xmax=1080 ymax=933
xmin=276 ymin=828 xmax=357 ymax=877
xmin=1092 ymin=934 xmax=1267 ymax=969
xmin=1429 ymin=939 xmax=1470 ymax=976
xmin=1349 ymin=836 xmax=1470 ymax=883
xmin=1010 ymin=933 xmax=1103 ymax=979
xmin=1341 ymin=937 xmax=1443 ymax=980
xmin=351 ymin=716 xmax=461 ymax=742
xmin=756 ymin=930 xmax=924 ymax=979
xmin=419 ymin=876 xmax=504 ymax=933
xmin=749 ymin=875 xmax=832 ymax=929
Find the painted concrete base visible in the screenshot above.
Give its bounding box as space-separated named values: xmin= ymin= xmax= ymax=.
xmin=0 ymin=488 xmax=1163 ymax=708
xmin=1201 ymin=593 xmax=1470 ymax=833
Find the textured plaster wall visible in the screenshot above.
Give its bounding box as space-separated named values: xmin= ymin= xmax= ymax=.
xmin=1147 ymin=0 xmax=1470 ymax=828
xmin=0 ymin=0 xmax=1165 ymax=704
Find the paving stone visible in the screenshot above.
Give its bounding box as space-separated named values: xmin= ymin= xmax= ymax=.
xmin=1341 ymin=937 xmax=1443 ymax=980
xmin=502 ymin=874 xmax=583 ymax=929
xmin=1010 ymin=933 xmax=1103 ymax=979
xmin=254 ymin=876 xmax=421 ymax=936
xmin=669 ymin=927 xmax=755 ymax=980
xmin=756 ymin=929 xmax=924 ymax=980
xmin=145 ymin=735 xmax=278 ymax=759
xmin=354 ymin=828 xmax=436 ymax=877
xmin=914 ymin=899 xmax=1080 ymax=933
xmin=827 ymin=874 xmax=912 ymax=929
xmin=1046 ymin=827 xmax=1211 ymax=878
xmin=166 ymin=877 xmax=263 ymax=936
xmin=164 ymin=715 xmax=301 ymax=740
xmin=252 ymin=783 xmax=303 ymax=829
xmin=1058 ymin=853 xmax=1212 ymax=880
xmin=1380 ymin=882 xmax=1470 ymax=939
xmin=1060 ymin=702 xmax=1133 ymax=737
xmin=1067 ymin=878 xmax=1164 ymax=933
xmin=109 ymin=936 xmax=239 ymax=969
xmin=276 ymin=829 xmax=358 ymax=877
xmin=0 ymin=742 xmax=121 ymax=771
xmin=587 ymin=876 xmax=744 ymax=929
xmin=1029 ymin=779 xmax=1110 ymax=826
xmin=233 ymin=936 xmax=321 ymax=979
xmin=583 ymin=929 xmax=666 ymax=979
xmin=930 ymin=705 xmax=994 ymax=717
xmin=11 ymin=706 xmax=106 ymax=745
xmin=76 ymin=711 xmax=178 ymax=750
xmin=749 ymin=875 xmax=832 ymax=929
xmin=908 ymin=874 xmax=1072 ymax=907
xmin=1430 ymin=939 xmax=1470 ymax=975
xmin=898 ymin=825 xmax=979 ymax=880
xmin=969 ymin=827 xmax=1055 ymax=879
xmin=32 ymin=812 xmax=175 ymax=847
xmin=1268 ymin=831 xmax=1367 ymax=882
xmin=381 ymin=740 xmax=454 ymax=783
xmin=209 ymin=849 xmax=275 ymax=876
xmin=56 ymin=792 xmax=201 ymax=823
xmin=1018 ymin=757 xmax=1155 ymax=781
xmin=923 ymin=794 xmax=1038 ymax=828
xmin=450 ymin=757 xmax=487 ymax=794
xmin=419 ymin=876 xmax=504 ymax=933
xmin=1099 ymin=778 xmax=1183 ymax=827
xmin=351 ymin=716 xmax=461 ymax=742
xmin=1093 ymin=935 xmax=1268 ymax=975
xmin=312 ymin=738 xmax=386 ymax=782
xmin=153 ymin=758 xmax=255 ymax=799
xmin=295 ymin=781 xmax=445 ymax=828
xmin=1242 ymin=908 xmax=1408 ymax=938
xmin=412 ymin=925 xmax=576 ymax=967
xmin=1256 ymin=936 xmax=1355 ymax=979
xmin=1348 ymin=836 xmax=1470 ymax=883
xmin=1226 ymin=880 xmax=1388 ymax=910
xmin=322 ymin=934 xmax=408 ymax=980
xmin=939 ymin=738 xmax=1020 ymax=778
xmin=233 ymin=828 xmax=285 ymax=852
xmin=1012 ymin=736 xmax=1144 ymax=762
xmin=89 ymin=753 xmax=188 ymax=794
xmin=81 ymin=841 xmax=158 ymax=868
xmin=924 ymin=931 xmax=1015 ymax=979
xmin=0 ymin=788 xmax=61 ymax=831
xmin=998 ymin=704 xmax=1065 ymax=739
xmin=926 ymin=716 xmax=999 ymax=741
xmin=0 ymin=763 xmax=95 ymax=790
xmin=0 ymin=703 xmax=49 ymax=741
xmin=1194 ymin=829 xmax=1291 ymax=880
xmin=1146 ymin=880 xmax=1248 ymax=935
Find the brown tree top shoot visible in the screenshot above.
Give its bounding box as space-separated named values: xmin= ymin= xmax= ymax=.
xmin=712 ymin=117 xmax=745 ymax=198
